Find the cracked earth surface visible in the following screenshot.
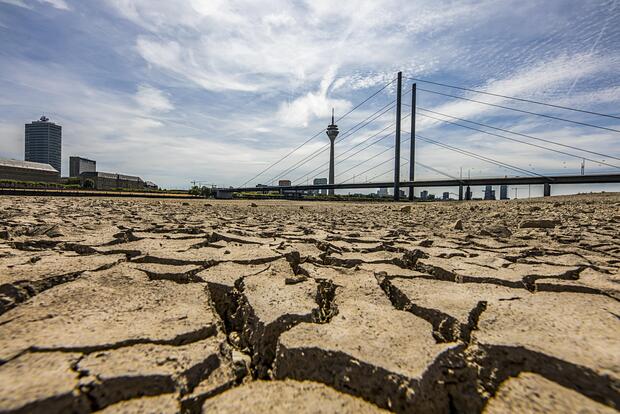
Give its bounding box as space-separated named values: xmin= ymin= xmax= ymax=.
xmin=0 ymin=194 xmax=619 ymax=413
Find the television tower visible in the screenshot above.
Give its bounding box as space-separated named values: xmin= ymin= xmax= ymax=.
xmin=326 ymin=109 xmax=339 ymax=195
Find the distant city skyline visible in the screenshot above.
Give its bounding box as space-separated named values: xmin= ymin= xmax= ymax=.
xmin=0 ymin=0 xmax=619 ymax=194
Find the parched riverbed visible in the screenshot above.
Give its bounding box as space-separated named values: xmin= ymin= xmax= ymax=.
xmin=0 ymin=194 xmax=618 ymax=413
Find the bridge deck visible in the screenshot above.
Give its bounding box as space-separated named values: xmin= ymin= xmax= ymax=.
xmin=221 ymin=173 xmax=620 ymax=193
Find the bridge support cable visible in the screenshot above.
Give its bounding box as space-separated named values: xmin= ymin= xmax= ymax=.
xmin=267 ymin=99 xmax=399 ymax=185
xmin=336 ymin=77 xmax=397 ymax=122
xmin=291 ymin=114 xmax=404 ymax=184
xmin=414 ymin=160 xmax=461 ymax=181
xmin=366 ymin=166 xmax=393 ymax=182
xmin=276 ymin=87 xmax=415 ymax=185
xmin=341 ymin=156 xmax=401 ymax=184
xmin=411 ymin=132 xmax=547 ymax=179
xmin=412 ymin=87 xmax=620 ymax=134
xmin=293 ymin=112 xmax=412 ymax=185
xmin=366 ymin=159 xmax=459 ymax=184
xmin=361 ymin=159 xmax=406 ymax=183
xmin=239 ymin=128 xmax=325 ymax=188
xmin=412 ymin=106 xmax=620 ymax=162
xmin=238 ymin=78 xmax=396 ymax=187
xmin=415 ymin=136 xmax=543 ymax=178
xmin=338 ymin=137 xmax=408 ymax=181
xmin=409 ymin=83 xmax=416 ymax=200
xmin=404 ymin=77 xmax=620 ymax=121
xmin=292 ymin=129 xmax=395 ymax=184
xmin=412 ymin=109 xmax=620 ymax=168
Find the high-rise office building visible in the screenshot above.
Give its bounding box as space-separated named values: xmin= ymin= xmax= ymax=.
xmin=443 ymin=192 xmax=450 ymax=200
xmin=69 ymin=156 xmax=96 ymax=177
xmin=484 ymin=185 xmax=496 ymax=200
xmin=420 ymin=190 xmax=429 ymax=200
xmin=500 ymin=185 xmax=509 ymax=200
xmin=313 ymin=178 xmax=328 ymax=195
xmin=25 ymin=116 xmax=62 ymax=173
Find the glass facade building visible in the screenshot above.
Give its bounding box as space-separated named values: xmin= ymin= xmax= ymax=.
xmin=25 ymin=116 xmax=62 ymax=173
xmin=500 ymin=185 xmax=509 ymax=200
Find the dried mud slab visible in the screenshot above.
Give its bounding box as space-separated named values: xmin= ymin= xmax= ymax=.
xmin=471 ymin=291 xmax=620 ymax=407
xmin=0 ymin=251 xmax=126 ymax=315
xmin=416 ymin=255 xmax=586 ymax=289
xmin=0 ymin=252 xmax=125 ymax=285
xmin=201 ymin=380 xmax=389 ymax=413
xmin=132 ymin=242 xmax=283 ymax=266
xmin=95 ymin=394 xmax=180 ymax=414
xmin=483 ymin=372 xmax=617 ymax=413
xmin=380 ymin=276 xmax=512 ymax=342
xmin=201 ymin=258 xmax=320 ymax=378
xmin=0 ymin=264 xmax=218 ymax=362
xmin=0 ymin=194 xmax=619 ymax=413
xmin=379 ymin=274 xmax=619 ymax=406
xmin=0 ymin=352 xmax=88 ymax=413
xmin=274 ymin=264 xmax=468 ymax=413
xmin=76 ymin=335 xmax=230 ymax=408
xmin=129 ymin=262 xmax=205 ymax=283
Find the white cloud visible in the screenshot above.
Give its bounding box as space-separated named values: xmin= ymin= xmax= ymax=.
xmin=109 ymin=0 xmax=498 ymax=93
xmin=0 ymin=0 xmax=30 ymax=8
xmin=276 ymin=66 xmax=352 ymax=127
xmin=1 ymin=0 xmax=619 ymax=190
xmin=0 ymin=122 xmax=23 ymax=159
xmin=0 ymin=0 xmax=69 ymax=10
xmin=415 ymin=53 xmax=619 ymax=132
xmin=134 ymin=84 xmax=173 ymax=113
xmin=40 ymin=0 xmax=69 ymax=9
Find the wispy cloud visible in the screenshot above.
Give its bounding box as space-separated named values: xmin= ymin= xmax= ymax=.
xmin=0 ymin=0 xmax=70 ymax=10
xmin=134 ymin=84 xmax=174 ymax=113
xmin=0 ymin=0 xmax=618 ymax=190
xmin=276 ymin=66 xmax=352 ymax=127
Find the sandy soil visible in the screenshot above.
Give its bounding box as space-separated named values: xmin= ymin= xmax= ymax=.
xmin=0 ymin=194 xmax=618 ymax=413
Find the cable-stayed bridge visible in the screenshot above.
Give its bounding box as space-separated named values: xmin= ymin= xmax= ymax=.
xmin=221 ymin=72 xmax=620 ymax=200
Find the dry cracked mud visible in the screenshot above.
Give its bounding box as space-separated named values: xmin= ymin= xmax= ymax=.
xmin=0 ymin=193 xmax=619 ymax=413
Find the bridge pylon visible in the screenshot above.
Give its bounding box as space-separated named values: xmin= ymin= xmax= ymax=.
xmin=394 ymin=72 xmax=402 ymax=201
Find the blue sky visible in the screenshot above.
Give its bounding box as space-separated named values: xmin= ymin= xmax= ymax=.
xmin=0 ymin=0 xmax=619 ymax=196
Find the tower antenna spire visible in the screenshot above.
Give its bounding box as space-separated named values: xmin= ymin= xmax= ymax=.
xmin=326 ymin=108 xmax=339 ymax=196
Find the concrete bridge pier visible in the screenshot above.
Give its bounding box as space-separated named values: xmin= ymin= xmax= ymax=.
xmin=544 ymin=183 xmax=551 ymax=197
xmin=458 ymin=184 xmax=463 ymax=201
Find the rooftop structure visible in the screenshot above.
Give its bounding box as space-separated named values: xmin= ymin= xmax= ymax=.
xmin=0 ymin=158 xmax=60 ymax=183
xmin=69 ymin=156 xmax=96 ymax=178
xmin=79 ymin=171 xmax=145 ymax=190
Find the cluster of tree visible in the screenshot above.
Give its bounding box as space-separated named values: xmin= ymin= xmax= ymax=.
xmin=0 ymin=179 xmax=80 ymax=189
xmin=189 ymin=185 xmax=213 ymax=198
